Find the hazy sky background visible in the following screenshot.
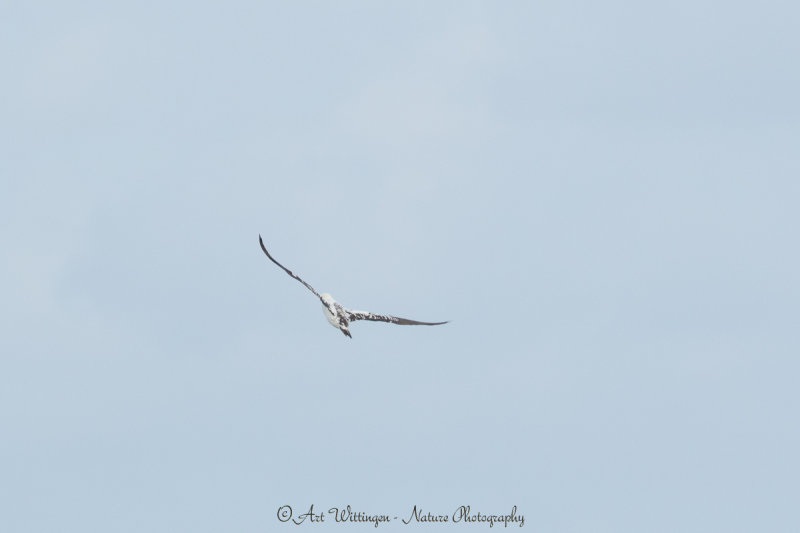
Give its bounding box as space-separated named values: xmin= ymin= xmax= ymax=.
xmin=2 ymin=2 xmax=799 ymax=532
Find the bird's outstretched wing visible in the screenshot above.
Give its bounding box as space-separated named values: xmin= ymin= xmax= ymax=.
xmin=259 ymin=235 xmax=322 ymax=299
xmin=346 ymin=309 xmax=448 ymax=326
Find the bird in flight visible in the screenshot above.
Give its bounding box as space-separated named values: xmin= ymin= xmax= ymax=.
xmin=259 ymin=235 xmax=448 ymax=338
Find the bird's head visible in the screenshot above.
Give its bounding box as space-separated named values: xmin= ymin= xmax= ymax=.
xmin=320 ymin=293 xmax=335 ymax=305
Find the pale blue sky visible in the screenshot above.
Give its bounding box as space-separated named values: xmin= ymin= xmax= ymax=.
xmin=2 ymin=2 xmax=799 ymax=532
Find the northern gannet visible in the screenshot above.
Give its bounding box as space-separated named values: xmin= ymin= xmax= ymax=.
xmin=259 ymin=235 xmax=448 ymax=338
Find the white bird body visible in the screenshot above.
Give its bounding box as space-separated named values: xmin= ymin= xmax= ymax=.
xmin=321 ymin=293 xmax=340 ymax=328
xmin=259 ymin=236 xmax=447 ymax=338
xmin=320 ymin=292 xmax=351 ymax=336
